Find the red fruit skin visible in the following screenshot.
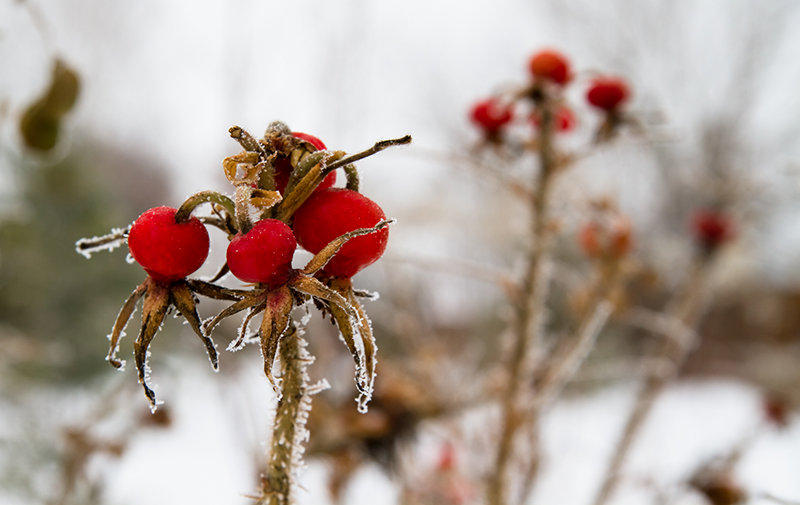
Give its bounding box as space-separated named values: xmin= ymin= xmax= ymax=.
xmin=528 ymin=50 xmax=571 ymax=85
xmin=226 ymin=219 xmax=297 ymax=287
xmin=692 ymin=210 xmax=733 ymax=251
xmin=128 ymin=206 xmax=210 ymax=284
xmin=586 ymin=77 xmax=630 ymax=111
xmin=292 ymin=188 xmax=389 ymax=279
xmin=273 ymin=132 xmax=336 ymax=194
xmin=470 ymin=98 xmax=514 ymax=134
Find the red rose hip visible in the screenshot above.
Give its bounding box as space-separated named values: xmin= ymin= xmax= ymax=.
xmin=470 ymin=98 xmax=514 ymax=134
xmin=127 ymin=206 xmax=210 ymax=284
xmin=691 ymin=209 xmax=733 ymax=252
xmin=292 ymin=188 xmax=389 ymax=279
xmin=528 ymin=49 xmax=572 ymax=85
xmin=227 ymin=219 xmax=297 ymax=287
xmin=586 ymin=77 xmax=630 ymax=111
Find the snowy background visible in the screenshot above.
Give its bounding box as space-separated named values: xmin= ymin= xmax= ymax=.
xmin=1 ymin=0 xmax=799 ymax=504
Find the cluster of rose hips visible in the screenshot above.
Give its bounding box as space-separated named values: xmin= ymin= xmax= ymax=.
xmin=469 ymin=48 xmax=631 ymax=142
xmin=78 ymin=122 xmax=408 ymax=412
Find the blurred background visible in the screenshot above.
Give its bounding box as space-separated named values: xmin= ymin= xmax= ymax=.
xmin=1 ymin=0 xmax=798 ymax=504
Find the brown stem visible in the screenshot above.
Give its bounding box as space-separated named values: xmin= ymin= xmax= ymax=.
xmin=590 ymin=256 xmax=714 ymax=505
xmin=259 ymin=324 xmax=313 ymax=505
xmin=487 ymin=98 xmax=559 ymax=505
xmin=516 ymin=265 xmax=619 ymax=504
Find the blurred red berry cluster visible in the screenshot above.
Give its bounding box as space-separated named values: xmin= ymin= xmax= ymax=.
xmin=469 ymin=49 xmax=632 ymax=142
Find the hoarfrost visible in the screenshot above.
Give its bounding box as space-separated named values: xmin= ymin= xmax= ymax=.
xmin=74 ymin=227 xmax=128 ymax=259
xmin=125 ymin=252 xmax=136 ymax=264
xmin=354 ymin=288 xmax=380 ymax=301
xmin=307 ymin=378 xmax=330 ymax=395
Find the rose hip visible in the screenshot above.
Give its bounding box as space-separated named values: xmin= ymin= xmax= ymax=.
xmin=528 ymin=50 xmax=572 ymax=85
xmin=227 ymin=219 xmax=297 ymax=288
xmin=586 ymin=77 xmax=630 ymax=111
xmin=127 ymin=206 xmax=209 ymax=284
xmin=292 ymin=188 xmax=388 ymax=278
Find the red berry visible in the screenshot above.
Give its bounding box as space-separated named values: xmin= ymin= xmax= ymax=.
xmin=127 ymin=206 xmax=210 ymax=284
xmin=227 ymin=219 xmax=297 ymax=287
xmin=274 ymin=132 xmax=336 ymax=194
xmin=528 ymin=50 xmax=571 ymax=85
xmin=292 ymin=188 xmax=389 ymax=278
xmin=692 ymin=210 xmax=733 ymax=251
xmin=470 ymin=98 xmax=514 ymax=134
xmin=586 ymin=77 xmax=630 ymax=111
xmin=531 ymin=105 xmax=576 ymax=133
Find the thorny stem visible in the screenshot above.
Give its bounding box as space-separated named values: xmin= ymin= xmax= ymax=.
xmin=320 ymin=135 xmax=412 ymax=176
xmin=590 ymin=256 xmax=714 ymax=505
xmin=260 ymin=324 xmax=312 ymax=505
xmin=487 ymin=100 xmax=559 ymax=505
xmin=175 ymin=190 xmax=236 ymax=223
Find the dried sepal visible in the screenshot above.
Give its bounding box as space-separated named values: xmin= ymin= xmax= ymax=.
xmin=106 ymin=280 xmax=147 ymax=368
xmin=291 ymin=275 xmax=368 ymax=398
xmin=344 ymin=164 xmax=359 ymax=191
xmin=203 ymin=294 xmax=266 ymax=336
xmin=332 ymin=278 xmax=378 ymax=412
xmin=250 ymin=188 xmax=282 ymax=210
xmin=259 ymin=286 xmax=294 ymax=391
xmin=223 ymin=151 xmax=261 ymax=184
xmin=133 ymin=281 xmax=171 ymax=408
xmin=276 ymin=151 xmax=345 ymax=221
xmin=302 ymin=219 xmax=394 ymax=276
xmin=185 ymin=280 xmax=249 ymax=303
xmin=170 ymin=282 xmax=219 ymax=370
xmin=228 ymin=300 xmax=267 ymax=352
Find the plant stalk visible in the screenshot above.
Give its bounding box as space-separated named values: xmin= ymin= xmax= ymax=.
xmin=259 ymin=324 xmax=313 ymax=505
xmin=487 ymin=99 xmax=558 ymax=505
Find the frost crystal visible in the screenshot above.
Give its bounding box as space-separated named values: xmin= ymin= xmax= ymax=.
xmin=74 ymin=227 xmax=128 ymax=259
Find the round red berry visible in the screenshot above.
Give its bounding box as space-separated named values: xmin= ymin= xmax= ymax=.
xmin=274 ymin=132 xmax=336 ymax=194
xmin=227 ymin=219 xmax=297 ymax=287
xmin=586 ymin=77 xmax=630 ymax=111
xmin=470 ymin=98 xmax=514 ymax=134
xmin=528 ymin=50 xmax=571 ymax=85
xmin=531 ymin=105 xmax=576 ymax=133
xmin=127 ymin=206 xmax=210 ymax=284
xmin=692 ymin=209 xmax=733 ymax=251
xmin=292 ymin=188 xmax=389 ymax=278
